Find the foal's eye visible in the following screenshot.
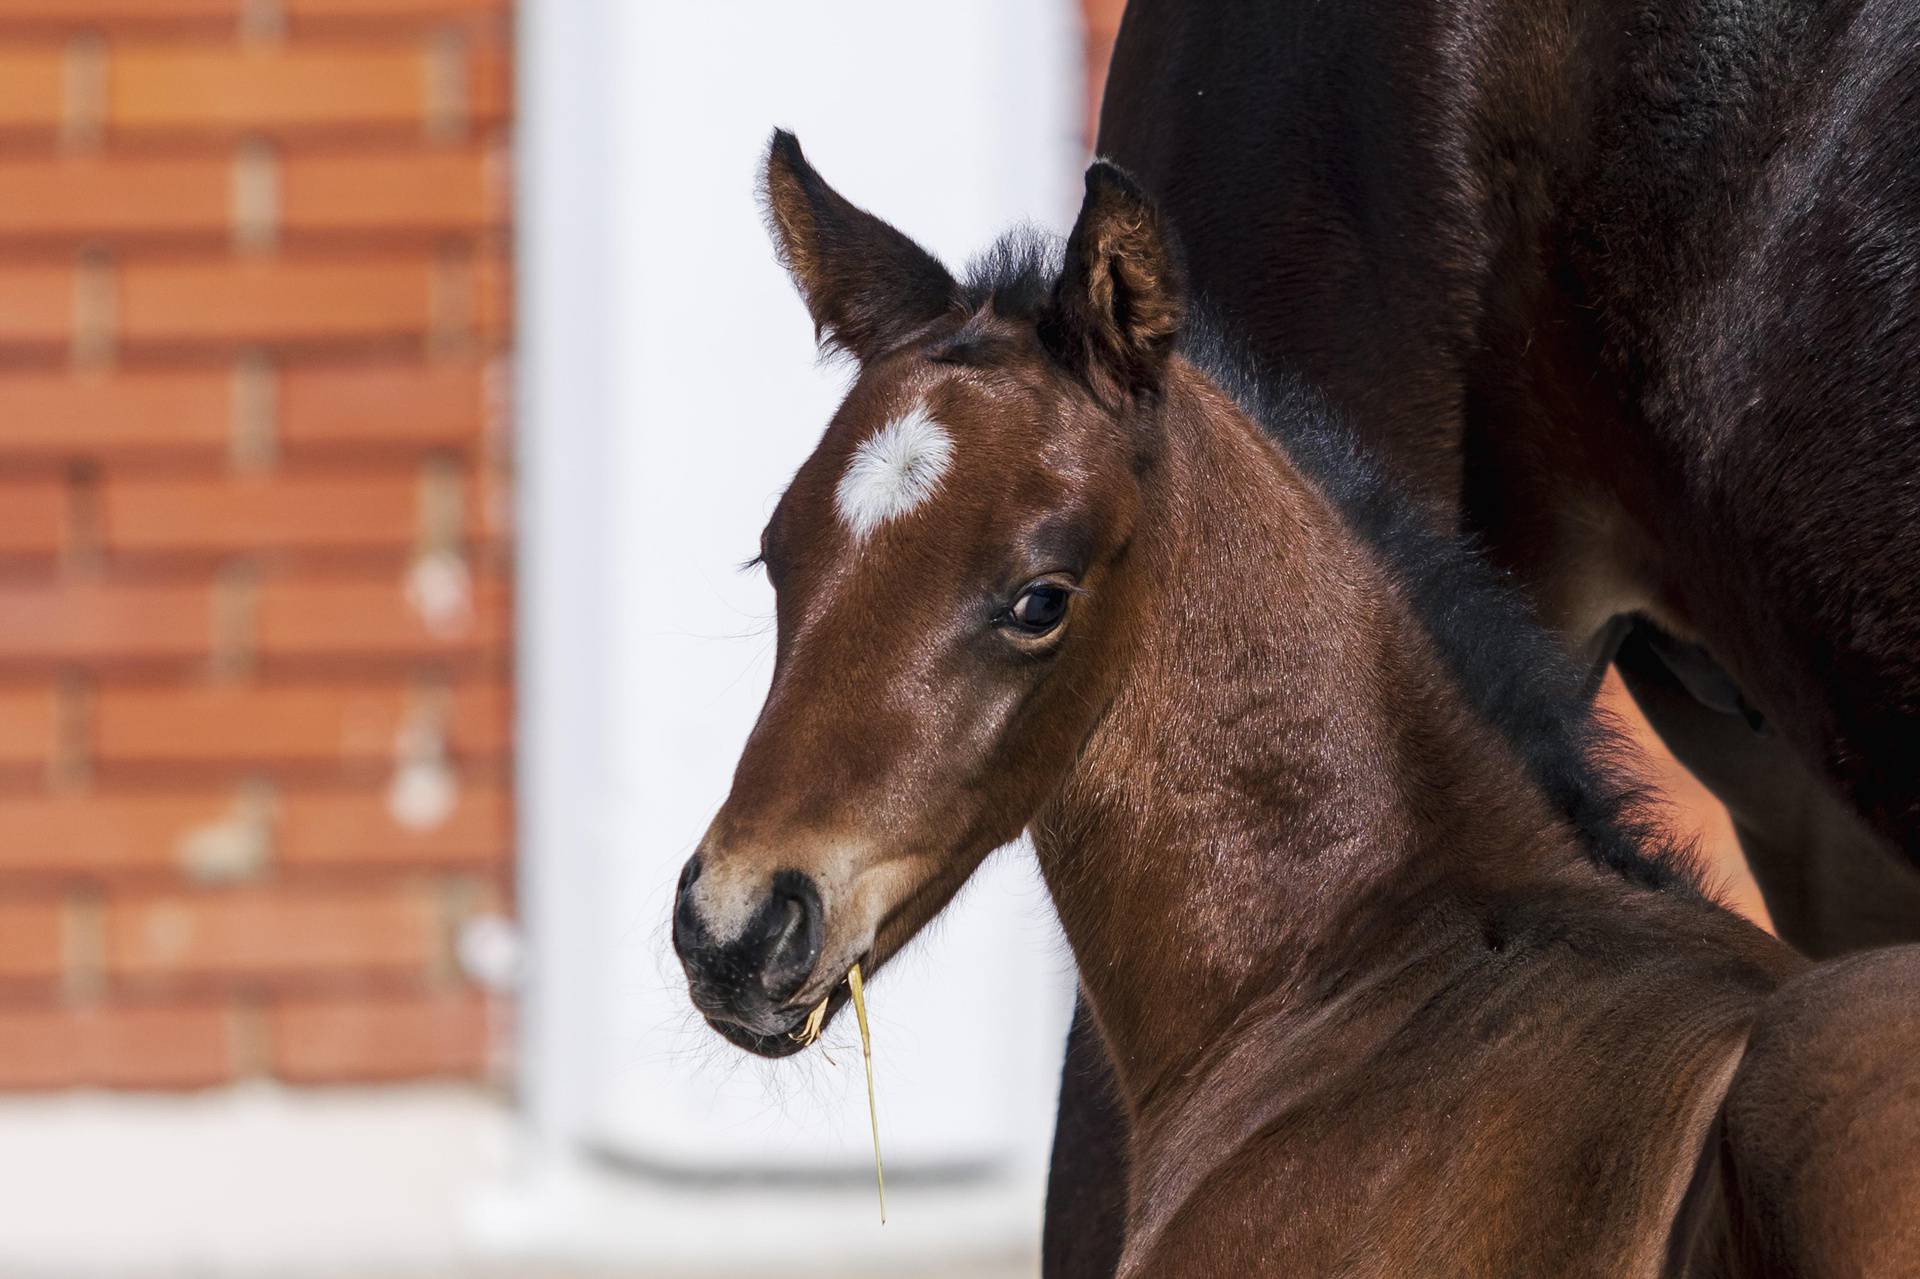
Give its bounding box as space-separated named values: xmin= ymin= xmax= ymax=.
xmin=1007 ymin=583 xmax=1071 ymax=635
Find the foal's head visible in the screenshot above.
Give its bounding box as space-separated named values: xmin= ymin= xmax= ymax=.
xmin=672 ymin=132 xmax=1189 ymax=1054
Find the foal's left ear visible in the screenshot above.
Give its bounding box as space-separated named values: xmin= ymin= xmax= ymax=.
xmin=1044 ymin=161 xmax=1187 ymax=397
xmin=761 ymin=130 xmax=960 ymax=361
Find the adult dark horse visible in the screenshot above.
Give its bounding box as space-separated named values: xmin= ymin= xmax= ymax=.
xmin=1048 ymin=6 xmax=1920 ymax=1271
xmin=1094 ymin=0 xmax=1920 ymax=955
xmin=673 ymin=137 xmax=1920 ymax=1275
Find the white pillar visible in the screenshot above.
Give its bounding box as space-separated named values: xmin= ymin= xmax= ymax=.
xmin=505 ymin=1 xmax=1083 ymax=1268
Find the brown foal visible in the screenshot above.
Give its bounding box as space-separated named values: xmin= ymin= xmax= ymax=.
xmin=671 ymin=133 xmax=1920 ymax=1276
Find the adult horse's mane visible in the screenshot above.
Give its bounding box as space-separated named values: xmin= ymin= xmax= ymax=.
xmin=960 ymin=228 xmax=1701 ymax=897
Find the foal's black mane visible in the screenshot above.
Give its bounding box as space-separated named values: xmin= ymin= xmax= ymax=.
xmin=962 ymin=232 xmax=1700 ymax=896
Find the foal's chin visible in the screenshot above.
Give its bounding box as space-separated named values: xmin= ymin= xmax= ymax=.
xmin=705 ymin=1016 xmax=813 ymax=1059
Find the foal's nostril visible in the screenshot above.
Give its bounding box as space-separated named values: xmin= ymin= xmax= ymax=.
xmin=671 ymin=861 xmax=824 ymax=1022
xmin=757 ymin=895 xmax=809 ymax=998
xmin=754 ymin=873 xmax=824 ymax=1003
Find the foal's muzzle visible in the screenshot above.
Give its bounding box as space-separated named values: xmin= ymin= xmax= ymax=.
xmin=672 ymin=856 xmax=826 ymax=1056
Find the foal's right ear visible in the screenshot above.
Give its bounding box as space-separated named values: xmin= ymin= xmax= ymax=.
xmin=1043 ymin=161 xmax=1187 ymax=398
xmin=760 ymin=130 xmax=960 ymax=361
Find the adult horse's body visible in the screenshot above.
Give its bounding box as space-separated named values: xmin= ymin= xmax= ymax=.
xmin=1097 ymin=0 xmax=1920 ymax=955
xmin=672 ymin=137 xmax=1920 ymax=1276
xmin=1045 ymin=8 xmax=1920 ymax=1270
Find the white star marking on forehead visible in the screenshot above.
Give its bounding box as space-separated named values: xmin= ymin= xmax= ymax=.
xmin=834 ymin=404 xmax=955 ymax=541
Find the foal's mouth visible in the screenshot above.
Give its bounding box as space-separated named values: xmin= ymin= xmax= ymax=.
xmin=702 ymin=956 xmax=866 ymax=1059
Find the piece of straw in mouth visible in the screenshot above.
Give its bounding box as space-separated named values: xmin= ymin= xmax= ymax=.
xmin=848 ymin=960 xmax=886 ymax=1224
xmin=783 ymin=966 xmax=885 ymax=1221
xmin=791 ymin=993 xmax=829 ymax=1047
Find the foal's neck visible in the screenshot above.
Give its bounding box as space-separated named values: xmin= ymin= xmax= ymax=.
xmin=1033 ymin=362 xmax=1580 ymax=1112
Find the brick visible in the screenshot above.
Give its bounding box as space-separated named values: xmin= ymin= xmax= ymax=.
xmin=282 ymin=144 xmax=502 ymax=234
xmin=465 ymin=40 xmax=509 ymax=125
xmin=0 ymin=1 xmax=241 ymax=24
xmin=93 ymin=680 xmax=508 ymax=766
xmin=0 ymin=479 xmax=66 ymax=556
xmin=0 ymin=579 xmax=210 ymax=664
xmin=279 ymin=361 xmax=487 ymax=451
xmin=269 ymin=989 xmax=485 ymax=1082
xmin=0 ymin=364 xmax=489 ymax=460
xmin=101 ymin=471 xmax=427 ymax=554
xmin=106 ymin=39 xmax=510 ymax=137
xmin=0 ymin=155 xmax=229 ymax=241
xmin=0 ymin=1 xmax=506 ymax=32
xmin=256 ymin=571 xmax=506 ymax=659
xmin=89 ymin=1003 xmax=235 ymax=1087
xmin=0 ymin=149 xmax=505 ymax=245
xmin=0 ymin=685 xmax=58 ymax=769
xmin=0 ymin=1008 xmax=78 ymax=1088
xmin=0 ymin=264 xmax=71 ymax=347
xmin=120 ymin=254 xmax=436 ymax=348
xmin=0 ymin=1005 xmax=233 ymax=1090
xmin=279 ymin=781 xmax=507 ymax=869
xmin=0 ymin=0 xmax=506 ymax=26
xmin=286 ymin=0 xmax=505 ymax=18
xmin=105 ymin=884 xmax=439 ymax=981
xmin=111 ymin=43 xmax=428 ymax=134
xmin=0 ymin=783 xmax=508 ymax=879
xmin=0 ymin=369 xmax=230 ymax=456
xmin=0 ymin=570 xmax=502 ymax=666
xmin=0 ymin=48 xmax=63 ymax=132
xmin=0 ymin=898 xmax=64 ymax=981
xmin=0 ymin=791 xmax=235 ymax=877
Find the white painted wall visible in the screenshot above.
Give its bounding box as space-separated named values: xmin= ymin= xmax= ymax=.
xmin=508 ymin=0 xmax=1085 ymax=1269
xmin=0 ymin=1088 xmax=512 ymax=1278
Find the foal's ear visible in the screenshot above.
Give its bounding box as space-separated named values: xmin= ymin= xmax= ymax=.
xmin=761 ymin=130 xmax=960 ymax=361
xmin=1044 ymin=161 xmax=1187 ymax=397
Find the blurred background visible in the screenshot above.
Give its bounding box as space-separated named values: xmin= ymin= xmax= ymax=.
xmin=0 ymin=1 xmax=1761 ymax=1275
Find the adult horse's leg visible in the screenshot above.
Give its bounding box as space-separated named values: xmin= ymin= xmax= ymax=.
xmin=1616 ymin=626 xmax=1920 ymax=957
xmin=1042 ymin=996 xmax=1128 ymax=1279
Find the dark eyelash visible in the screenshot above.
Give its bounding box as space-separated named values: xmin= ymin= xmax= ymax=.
xmin=739 ymin=553 xmax=765 ymax=574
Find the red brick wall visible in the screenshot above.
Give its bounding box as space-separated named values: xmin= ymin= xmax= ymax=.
xmin=0 ymin=0 xmax=512 ymax=1089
